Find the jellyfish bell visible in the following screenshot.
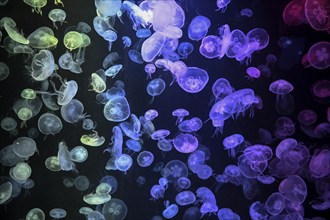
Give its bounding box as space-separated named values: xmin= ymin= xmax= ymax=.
xmin=283 ymin=0 xmax=307 ymax=26
xmin=30 ymin=50 xmax=56 ymax=81
xmin=305 ymin=0 xmax=330 ymax=31
xmin=176 ymin=67 xmax=209 ymax=93
xmin=307 ymin=41 xmax=330 ymax=69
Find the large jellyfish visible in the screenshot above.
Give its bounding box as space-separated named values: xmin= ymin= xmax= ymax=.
xmin=307 ymin=41 xmax=330 ymax=69
xmin=176 ymin=67 xmax=209 ymax=93
xmin=60 ymin=99 xmax=87 ymax=123
xmin=305 ymin=0 xmax=330 ymax=31
xmin=30 ymin=50 xmax=55 ymax=81
xmin=102 ymin=198 xmax=127 ymax=220
xmin=188 ymin=15 xmax=211 ymax=41
xmin=103 ymin=96 xmax=130 ymax=122
xmin=173 ymin=133 xmax=199 ymax=153
xmin=141 ymin=31 xmax=166 ymax=62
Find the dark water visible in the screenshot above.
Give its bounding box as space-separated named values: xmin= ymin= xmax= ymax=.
xmin=0 ymin=0 xmax=329 ymax=219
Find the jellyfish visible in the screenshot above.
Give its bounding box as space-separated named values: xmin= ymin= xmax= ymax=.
xmin=217 ymin=208 xmax=240 ymax=220
xmin=282 ymin=0 xmax=307 ymax=26
xmin=162 ymin=202 xmax=179 ymax=219
xmin=305 ymin=0 xmax=330 ymax=31
xmin=60 ymin=99 xmax=87 ymax=123
xmin=150 ymin=184 xmax=165 ymax=200
xmin=29 ymin=49 xmax=56 ymax=81
xmin=249 ymin=201 xmax=268 ymax=220
xmin=83 ymin=192 xmax=111 ymax=205
xmin=173 ymin=133 xmax=199 ymax=153
xmin=297 ymin=109 xmax=317 ymax=125
xmin=25 ymin=208 xmax=45 ymax=220
xmin=1 ymin=117 xmax=17 ymax=132
xmin=141 ymin=31 xmax=166 ymax=62
xmin=265 ymin=192 xmax=285 ymax=215
xmin=177 ymin=177 xmax=191 ymax=190
xmin=49 ymin=208 xmax=67 ymax=219
xmin=199 ymin=35 xmax=222 ymax=58
xmin=102 ymin=198 xmax=127 ymax=220
xmin=128 ymin=49 xmax=144 ymax=64
xmin=103 ymin=96 xmax=130 ymax=122
xmin=63 ymin=31 xmax=83 ymax=51
xmin=0 ymin=182 xmax=12 ymax=205
xmin=3 ymin=23 xmax=29 ymax=45
xmin=269 ymin=79 xmax=294 ymax=111
xmin=245 ymin=67 xmax=261 ymax=80
xmin=10 ymin=162 xmax=31 ymax=184
xmin=197 ymin=164 xmax=213 ymax=180
xmin=137 ymin=151 xmax=154 ymax=167
xmin=69 ymin=146 xmax=88 ymax=163
xmin=144 ymin=63 xmax=156 ymax=79
xmin=0 ymin=62 xmax=9 ymax=81
xmin=240 ymin=8 xmax=253 ymax=17
xmin=216 ymin=0 xmax=231 ymax=13
xmin=136 ymin=28 xmax=151 ymax=38
xmin=188 ymin=16 xmax=211 ymax=41
xmin=176 ymin=67 xmax=209 ymax=93
xmin=223 ymin=134 xmax=244 ymax=158
xmin=122 ymin=36 xmax=131 ymax=48
xmin=96 ymin=182 xmax=112 ymax=195
xmin=125 ymin=139 xmax=141 ymax=153
xmin=74 ymin=175 xmax=90 ymax=191
xmin=246 ymin=28 xmax=269 ymax=51
xmin=157 ymin=139 xmax=173 ymax=152
xmin=146 ymin=78 xmax=166 ymax=103
xmin=172 ymin=108 xmax=189 ymax=124
xmin=278 ymin=175 xmax=307 ymax=204
xmin=103 ymin=52 xmax=120 ymax=69
xmin=57 ymin=141 xmax=76 ymax=172
xmin=23 ymin=0 xmax=47 ymax=15
xmin=27 ymin=27 xmax=58 ymax=49
xmin=12 ymin=137 xmax=38 ymax=159
xmin=165 ymin=159 xmax=189 ymax=182
xmin=307 ymin=41 xmax=330 ymax=69
xmin=144 ymin=109 xmax=158 ymax=121
xmin=177 ymin=42 xmax=194 ymax=59
xmin=115 ymin=154 xmax=133 ymax=172
xmin=44 ymin=156 xmax=61 ymax=172
xmin=95 ymin=0 xmax=122 ymax=18
xmin=80 ymin=130 xmax=105 ymax=147
xmin=211 ymin=78 xmax=233 ymax=104
xmin=274 ymin=116 xmax=295 ymax=139
xmin=178 ymin=117 xmax=203 ymax=132
xmin=105 ymin=64 xmax=123 ymax=78
xmin=37 ymin=113 xmax=63 ymax=135
xmin=187 ymin=150 xmax=205 ymax=173
xmin=48 ymin=9 xmax=66 ymax=29
xmin=309 ymin=149 xmax=330 ymax=178
xmin=176 ymin=191 xmax=196 ymax=206
xmin=49 ymin=79 xmax=78 ymax=106
xmin=162 ymin=38 xmax=179 ymax=56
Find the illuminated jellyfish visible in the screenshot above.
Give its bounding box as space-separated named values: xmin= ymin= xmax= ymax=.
xmin=240 ymin=8 xmax=253 ymax=18
xmin=83 ymin=192 xmax=111 ymax=205
xmin=128 ymin=49 xmax=144 ymax=64
xmin=0 ymin=62 xmax=9 ymax=81
xmin=216 ymin=0 xmax=231 ymax=13
xmin=163 ymin=202 xmax=179 ymax=219
xmin=119 ymin=121 xmax=141 ymax=141
xmin=223 ymin=134 xmax=244 ymax=158
xmin=122 ymin=1 xmax=151 ymax=30
xmin=305 ymin=0 xmax=330 ymax=31
xmin=141 ymin=31 xmax=166 ymax=62
xmin=77 ymin=22 xmax=91 ymax=34
xmin=309 ymin=149 xmax=330 ymax=178
xmin=275 ymin=138 xmax=297 ymax=159
xmin=274 ymin=116 xmax=295 ymax=139
xmin=144 ymin=64 xmax=156 ymax=79
xmin=245 ymin=67 xmax=261 ymax=80
xmin=172 ymin=108 xmax=189 ymax=125
xmin=49 ymin=208 xmax=67 ymax=219
xmin=0 ymin=145 xmax=24 ymax=167
xmin=157 ymin=139 xmax=173 ymax=153
xmin=12 ymin=137 xmax=37 ymax=159
xmin=50 ymin=79 xmax=78 ymax=105
xmin=13 ymin=98 xmax=42 ymax=127
xmin=37 ymin=113 xmax=63 ymax=135
xmin=177 ymin=177 xmax=191 ymax=190
xmin=265 ymin=192 xmax=285 ymax=215
xmin=311 ymin=80 xmax=330 ymax=103
xmin=30 ymin=50 xmax=55 ymax=81
xmin=103 ymin=52 xmax=120 ymax=69
xmin=90 ymin=72 xmax=106 ymax=93
xmin=121 ymin=36 xmax=131 ymax=48
xmin=125 ymin=139 xmax=142 ymax=152
xmin=165 ymin=159 xmax=189 ymax=182
xmin=58 ymin=51 xmax=73 ymax=70
xmin=3 ymin=23 xmax=29 ymax=45
xmin=178 ymin=117 xmax=203 ymax=132
xmin=27 ymin=27 xmax=58 ymax=49
xmin=244 ymin=144 xmax=272 ymax=168
xmin=95 ymin=0 xmax=122 ymax=18
xmin=249 ymin=201 xmax=268 ymax=220
xmin=137 ymin=151 xmax=154 ymax=167
xmin=175 ymin=191 xmax=196 ymax=206
xmin=307 ymin=41 xmax=330 ymax=69
xmin=1 ymin=117 xmax=17 ymax=132
xmin=176 ymin=67 xmax=209 ymax=93
xmin=103 ymin=96 xmax=130 ymax=122
xmin=169 ymin=61 xmax=187 ymax=83
xmin=177 ymin=42 xmax=194 ymax=59
xmin=10 ymin=162 xmax=31 ymax=184
xmin=0 ymin=182 xmax=12 ymax=205
xmin=217 ymin=208 xmax=240 ymax=220
xmin=162 ymin=38 xmax=179 ymax=56
xmin=105 ymin=87 xmax=126 ymax=100
xmin=57 ymin=141 xmax=76 ymax=172
xmin=80 ymin=130 xmax=105 ymax=147
xmin=187 ymin=150 xmax=205 ymax=173
xmin=136 ymin=28 xmax=151 ymax=38
xmin=279 ymin=175 xmax=307 ymax=204
xmin=199 ymin=35 xmax=221 ymax=59
xmin=297 ymin=109 xmax=317 ymax=125
xmin=105 ymin=64 xmax=123 ymax=78
xmin=60 ymin=99 xmax=87 ymax=123
xmin=197 ymin=164 xmax=213 ymax=180
xmin=44 ymin=156 xmax=61 ymax=172
xmin=70 ymin=146 xmax=88 ymax=163
xmin=82 ymin=118 xmax=96 ymax=130
xmin=96 ymin=182 xmax=112 ymax=194
xmin=211 ymin=78 xmax=233 ymax=104
xmin=282 ymin=0 xmax=306 ymax=26
xmin=48 ymin=9 xmax=66 ymax=30
xmin=23 ymin=0 xmax=46 ymax=15
xmin=188 ymin=16 xmax=211 ymax=41
xmin=150 ymin=184 xmax=165 ymax=200
xmin=144 ymin=109 xmax=158 ymax=121
xmin=115 ymin=154 xmax=132 ymax=172
xmin=146 ymin=78 xmax=166 ymax=103
xmin=173 ymin=133 xmax=199 ymax=153
xmin=63 ymin=31 xmax=83 ymax=51
xmin=246 ymin=28 xmax=269 ymax=51
xmin=25 ymin=208 xmax=45 ymax=220
xmin=269 ymin=79 xmax=294 ymax=113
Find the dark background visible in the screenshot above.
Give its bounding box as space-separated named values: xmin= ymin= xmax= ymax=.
xmin=0 ymin=0 xmax=329 ymax=219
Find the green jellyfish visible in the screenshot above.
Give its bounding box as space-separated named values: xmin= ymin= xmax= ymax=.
xmin=83 ymin=192 xmax=111 ymax=205
xmin=48 ymin=9 xmax=66 ymax=30
xmin=25 ymin=208 xmax=45 ymax=220
xmin=10 ymin=162 xmax=32 ymax=183
xmin=90 ymin=73 xmax=106 ymax=93
xmin=23 ymin=0 xmax=47 ymax=15
xmin=80 ymin=130 xmax=105 ymax=147
xmin=13 ymin=97 xmax=43 ymax=127
xmin=0 ymin=181 xmax=12 ymax=205
xmin=4 ymin=23 xmax=29 ymax=45
xmin=54 ymin=0 xmax=64 ymax=7
xmin=17 ymin=107 xmax=33 ymax=127
xmin=0 ymin=17 xmax=16 ymax=28
xmin=63 ymin=31 xmax=83 ymax=51
xmin=96 ymin=183 xmax=112 ymax=195
xmin=28 ymin=27 xmax=58 ymax=49
xmin=21 ymin=88 xmax=37 ymax=99
xmin=44 ymin=156 xmax=62 ymax=171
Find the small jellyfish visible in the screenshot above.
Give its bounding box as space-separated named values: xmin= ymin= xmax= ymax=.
xmin=10 ymin=162 xmax=32 ymax=183
xmin=245 ymin=67 xmax=261 ymax=80
xmin=0 ymin=182 xmax=12 ymax=205
xmin=188 ymin=16 xmax=211 ymax=41
xmin=150 ymin=185 xmax=165 ymax=200
xmin=57 ymin=141 xmax=76 ymax=172
xmin=70 ymin=146 xmax=88 ymax=163
xmin=223 ymin=134 xmax=244 ymax=158
xmin=278 ymin=36 xmax=292 ymax=49
xmin=274 ymin=116 xmax=295 ymax=139
xmin=151 ymin=129 xmax=170 ymax=141
xmin=74 ymin=175 xmax=90 ymax=191
xmin=177 ymin=42 xmax=194 ymax=59
xmin=144 ymin=64 xmax=156 ymax=79
xmin=137 ymin=151 xmax=154 ymax=167
xmin=48 ymin=9 xmax=66 ymax=30
xmin=1 ymin=117 xmax=17 ymax=132
xmin=83 ymin=192 xmax=111 ymax=205
xmin=136 ymin=28 xmax=152 ymax=38
xmin=105 ymin=64 xmax=123 ymax=78
xmin=82 ymin=118 xmax=96 ymax=130
xmin=44 ymin=156 xmax=61 ymax=172
xmin=128 ymin=49 xmax=144 ymax=64
xmin=178 ymin=117 xmax=203 ymax=132
xmin=162 ymin=203 xmax=179 ymax=219
xmin=80 ymin=130 xmax=105 ymax=147
xmin=12 ymin=137 xmax=38 ymax=159
xmin=196 ymin=164 xmax=213 ymax=180
xmin=0 ymin=62 xmax=9 ymax=81
xmin=216 ymin=0 xmax=231 ymax=13
xmin=49 ymin=208 xmax=67 ymax=219
xmin=265 ymin=192 xmax=285 ymax=215
xmin=122 ymin=36 xmax=132 ymax=48
xmin=305 ymin=0 xmax=330 ymax=31
xmin=176 ymin=67 xmax=209 ymax=93
xmin=104 ymin=96 xmax=130 ymax=122
xmin=165 ymin=160 xmax=189 ymax=181
xmin=90 ymin=72 xmax=106 ymax=93
xmin=103 ymin=52 xmax=120 ymax=69
xmin=297 ymin=109 xmax=317 ymax=125
xmin=38 ymin=113 xmax=63 ymax=135
xmin=144 ymin=109 xmax=158 ymax=121
xmin=60 ymin=99 xmax=87 ymax=123
xmin=25 ymin=208 xmax=45 ymax=220
xmin=175 ymin=191 xmax=196 ymax=206
xmin=102 ymin=198 xmax=128 ymax=220
xmin=95 ymin=0 xmax=122 ymax=17
xmin=147 ymin=78 xmax=166 ymax=103
xmin=249 ymin=201 xmax=268 ymax=220
xmin=240 ymin=8 xmax=253 ymax=17
xmin=172 ymin=108 xmax=189 ymax=124
xmin=309 ymin=149 xmax=330 ymax=178
xmin=115 ymin=154 xmax=133 ymax=172
xmin=173 ymin=133 xmax=199 ymax=153
xmin=199 ymin=35 xmax=221 ymax=59
xmin=278 ymin=175 xmax=307 ymax=204
xmin=50 ymin=79 xmax=78 ymax=106
xmin=177 ymin=177 xmax=191 ymax=190
xmin=246 ymin=28 xmax=269 ymax=51
xmin=211 ymin=78 xmax=233 ymax=102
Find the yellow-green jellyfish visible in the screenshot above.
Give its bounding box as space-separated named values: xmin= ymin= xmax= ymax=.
xmin=90 ymin=73 xmax=106 ymax=93
xmin=4 ymin=23 xmax=29 ymax=45
xmin=28 ymin=27 xmax=58 ymax=49
xmin=25 ymin=208 xmax=45 ymax=220
xmin=23 ymin=0 xmax=47 ymax=15
xmin=63 ymin=31 xmax=83 ymax=51
xmin=80 ymin=130 xmax=105 ymax=147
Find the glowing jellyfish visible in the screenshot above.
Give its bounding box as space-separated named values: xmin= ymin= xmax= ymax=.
xmin=274 ymin=116 xmax=295 ymax=138
xmin=30 ymin=49 xmax=55 ymax=81
xmin=63 ymin=31 xmax=83 ymax=51
xmin=1 ymin=117 xmax=17 ymax=132
xmin=102 ymin=198 xmax=128 ymax=220
xmin=115 ymin=154 xmax=133 ymax=172
xmin=265 ymin=192 xmax=285 ymax=215
xmin=165 ymin=160 xmax=189 ymax=182
xmin=147 ymin=78 xmax=166 ymax=102
xmin=240 ymin=8 xmax=253 ymax=17
xmin=3 ymin=23 xmax=29 ymax=45
xmin=144 ymin=63 xmax=156 ymax=79
xmin=51 ymin=79 xmax=78 ymax=106
xmin=83 ymin=192 xmax=111 ymax=205
xmin=176 ymin=67 xmax=209 ymax=93
xmin=95 ymin=0 xmax=122 ymax=17
xmin=10 ymin=162 xmax=31 ymax=183
xmin=223 ymin=134 xmax=244 ymax=158
xmin=175 ymin=191 xmax=196 ymax=206
xmin=70 ymin=146 xmax=88 ymax=163
xmin=217 ymin=208 xmax=240 ymax=220
xmin=137 ymin=151 xmax=154 ymax=167
xmin=297 ymin=109 xmax=317 ymax=125
xmin=305 ymin=0 xmax=330 ymax=31
xmin=48 ymin=9 xmax=66 ymax=30
xmin=103 ymin=52 xmax=120 ymax=69
xmin=90 ymin=73 xmax=106 ymax=93
xmin=96 ymin=182 xmax=112 ymax=194
xmin=278 ymin=175 xmax=307 ymax=204
xmin=177 ymin=177 xmax=191 ymax=190
xmin=103 ymin=96 xmax=130 ymax=122
xmin=128 ymin=49 xmax=144 ymax=64
xmin=144 ymin=109 xmax=158 ymax=121
xmin=80 ymin=130 xmax=105 ymax=147
xmin=178 ymin=117 xmax=203 ymax=132
xmin=122 ymin=36 xmax=131 ymax=48
xmin=188 ymin=16 xmax=211 ymax=41
xmin=28 ymin=27 xmax=58 ymax=49
xmin=23 ymin=0 xmax=46 ymax=15
xmin=246 ymin=67 xmax=261 ymax=80
xmin=177 ymin=42 xmax=194 ymax=58
xmin=136 ymin=28 xmax=151 ymax=38
xmin=0 ymin=62 xmax=9 ymax=81
xmin=0 ymin=182 xmax=12 ymax=205
xmin=57 ymin=141 xmax=76 ymax=172
xmin=74 ymin=175 xmax=90 ymax=191
xmin=37 ymin=113 xmax=63 ymax=135
xmin=211 ymin=78 xmax=233 ymax=103
xmin=172 ymin=108 xmax=189 ymax=124
xmin=283 ymin=0 xmax=307 ymax=26
xmin=249 ymin=201 xmax=268 ymax=220
xmin=309 ymin=149 xmax=330 ymax=178
xmin=199 ymin=35 xmax=222 ymax=59
xmin=44 ymin=156 xmax=61 ymax=172
xmin=150 ymin=184 xmax=165 ymax=200
xmin=216 ymin=0 xmax=231 ymax=13
xmin=187 ymin=150 xmax=205 ymax=173
xmin=49 ymin=208 xmax=67 ymax=219
xmin=12 ymin=137 xmax=37 ymax=158
xmin=163 ymin=203 xmax=179 ymax=219
xmin=60 ymin=99 xmax=87 ymax=123
xmin=25 ymin=208 xmax=45 ymax=220
xmin=141 ymin=31 xmax=166 ymax=62
xmin=173 ymin=133 xmax=199 ymax=153
xmin=105 ymin=64 xmax=123 ymax=78
xmin=246 ymin=28 xmax=269 ymax=51
xmin=307 ymin=41 xmax=330 ymax=69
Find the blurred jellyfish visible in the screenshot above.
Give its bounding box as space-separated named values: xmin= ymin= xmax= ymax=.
xmin=80 ymin=130 xmax=105 ymax=147
xmin=188 ymin=16 xmax=211 ymax=41
xmin=309 ymin=149 xmax=330 ymax=178
xmin=144 ymin=109 xmax=158 ymax=121
xmin=245 ymin=67 xmax=261 ymax=80
xmin=141 ymin=32 xmax=166 ymax=62
xmin=216 ymin=0 xmax=231 ymax=13
xmin=60 ymin=99 xmax=87 ymax=123
xmin=48 ymin=9 xmax=66 ymax=30
xmin=172 ymin=108 xmax=189 ymax=124
xmin=278 ymin=175 xmax=307 ymax=204
xmin=197 ymin=164 xmax=213 ymax=180
xmin=122 ymin=36 xmax=131 ymax=48
xmin=144 ymin=63 xmax=156 ymax=79
xmin=297 ymin=109 xmax=317 ymax=125
xmin=150 ymin=184 xmax=165 ymax=200
xmin=162 ymin=202 xmax=179 ymax=219
xmin=188 ymin=150 xmax=205 ymax=173
xmin=1 ymin=117 xmax=17 ymax=132
xmin=95 ymin=0 xmax=122 ymax=18
xmin=246 ymin=28 xmax=269 ymax=51
xmin=128 ymin=49 xmax=144 ymax=64
xmin=249 ymin=201 xmax=268 ymax=220
xmin=177 ymin=42 xmax=194 ymax=59
xmin=136 ymin=176 xmax=146 ymax=187
xmin=0 ymin=62 xmax=9 ymax=81
xmin=175 ymin=191 xmax=196 ymax=206
xmin=82 ymin=118 xmax=96 ymax=130
xmin=223 ymin=134 xmax=244 ymax=158
xmin=211 ymin=78 xmax=233 ymax=103
xmin=176 ymin=67 xmax=209 ymax=93
xmin=105 ymin=64 xmax=123 ymax=78
xmin=103 ymin=52 xmax=120 ymax=69
xmin=282 ymin=0 xmax=306 ymax=26
xmin=25 ymin=208 xmax=45 ymax=220
xmin=115 ymin=154 xmax=133 ymax=172
xmin=274 ymin=116 xmax=295 ymax=139
xmin=240 ymin=8 xmax=253 ymax=17
xmin=173 ymin=133 xmax=199 ymax=153
xmin=12 ymin=137 xmax=38 ymax=159
xmin=305 ymin=0 xmax=330 ymax=31
xmin=57 ymin=141 xmax=76 ymax=172
xmin=136 ymin=28 xmax=151 ymax=38
xmin=70 ymin=146 xmax=88 ymax=163
xmin=178 ymin=117 xmax=203 ymax=132
xmin=49 ymin=208 xmax=66 ymax=219
xmin=265 ymin=192 xmax=285 ymax=215
xmin=177 ymin=177 xmax=191 ymax=190
xmin=165 ymin=160 xmax=189 ymax=182
xmin=0 ymin=182 xmax=12 ymax=205
xmin=307 ymin=41 xmax=330 ymax=69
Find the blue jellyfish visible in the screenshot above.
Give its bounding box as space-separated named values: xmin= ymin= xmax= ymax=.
xmin=197 ymin=164 xmax=213 ymax=180
xmin=265 ymin=192 xmax=285 ymax=215
xmin=157 ymin=139 xmax=173 ymax=152
xmin=128 ymin=49 xmax=144 ymax=64
xmin=188 ymin=16 xmax=211 ymax=41
xmin=199 ymin=35 xmax=222 ymax=59
xmin=178 ymin=117 xmax=203 ymax=132
xmin=162 ymin=202 xmax=179 ymax=219
xmin=105 ymin=64 xmax=123 ymax=78
xmin=141 ymin=32 xmax=166 ymax=62
xmin=150 ymin=185 xmax=165 ymax=200
xmin=137 ymin=151 xmax=154 ymax=167
xmin=172 ymin=108 xmax=189 ymax=124
xmin=177 ymin=42 xmax=194 ymax=59
xmin=136 ymin=28 xmax=151 ymax=38
xmin=217 ymin=208 xmax=240 ymax=220
xmin=175 ymin=191 xmax=196 ymax=206
xmin=177 ymin=177 xmax=191 ymax=190
xmin=246 ymin=28 xmax=269 ymax=51
xmin=249 ymin=201 xmax=268 ymax=220
xmin=122 ymin=36 xmax=131 ymax=48
xmin=151 ymin=129 xmax=170 ymax=141
xmin=102 ymin=52 xmax=120 ymax=69
xmin=224 ymin=165 xmax=241 ymax=177
xmin=216 ymin=0 xmax=231 ymax=13
xmin=114 ymin=154 xmax=132 ymax=172
xmin=173 ymin=133 xmax=199 ymax=153
xmin=144 ymin=63 xmax=156 ymax=79
xmin=146 ymin=78 xmax=166 ymax=103
xmin=125 ymin=139 xmax=142 ymax=152
xmin=211 ymin=78 xmax=233 ymax=103
xmin=176 ymin=67 xmax=209 ymax=93
xmin=187 ymin=150 xmax=205 ymax=173
xmin=144 ymin=109 xmax=158 ymax=121
xmin=240 ymin=8 xmax=253 ymax=18
xmin=222 ymin=133 xmax=244 ymax=158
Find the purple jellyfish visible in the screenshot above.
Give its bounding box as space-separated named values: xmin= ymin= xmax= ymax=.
xmin=173 ymin=133 xmax=199 ymax=153
xmin=307 ymin=41 xmax=330 ymax=69
xmin=199 ymin=35 xmax=222 ymax=59
xmin=305 ymin=0 xmax=330 ymax=31
xmin=282 ymin=0 xmax=307 ymax=26
xmin=245 ymin=67 xmax=261 ymax=80
xmin=274 ymin=116 xmax=295 ymax=139
xmin=176 ymin=67 xmax=209 ymax=93
xmin=222 ymin=133 xmax=244 ymax=158
xmin=297 ymin=109 xmax=317 ymax=125
xmin=278 ymin=175 xmax=307 ymax=204
xmin=309 ymin=149 xmax=330 ymax=178
xmin=172 ymin=108 xmax=189 ymax=124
